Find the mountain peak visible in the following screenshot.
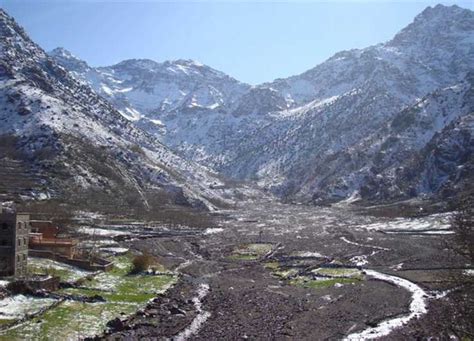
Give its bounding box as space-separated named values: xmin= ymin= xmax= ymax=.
xmin=48 ymin=47 xmax=90 ymax=72
xmin=388 ymin=4 xmax=474 ymax=47
xmin=172 ymin=59 xmax=204 ymax=67
xmin=417 ymin=4 xmax=465 ymax=20
xmin=113 ymin=58 xmax=160 ymax=70
xmin=49 ymin=47 xmax=77 ymax=59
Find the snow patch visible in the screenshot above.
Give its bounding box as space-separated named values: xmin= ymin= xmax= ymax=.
xmin=203 ymin=228 xmax=224 ymax=235
xmin=344 ymin=269 xmax=428 ymax=340
xmin=118 ymin=107 xmax=142 ymax=121
xmin=77 ymin=226 xmax=130 ymax=237
xmin=350 ymin=255 xmax=368 ymax=266
xmin=0 ymin=295 xmax=57 ymax=319
xmin=173 ymin=283 xmax=211 ymax=341
xmin=340 ymin=237 xmax=390 ymax=251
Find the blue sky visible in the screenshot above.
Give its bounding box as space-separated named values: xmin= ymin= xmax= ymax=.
xmin=2 ymin=1 xmax=473 ymax=84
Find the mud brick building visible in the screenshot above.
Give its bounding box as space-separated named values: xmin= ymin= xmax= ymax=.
xmin=0 ymin=206 xmax=29 ymax=278
xmin=29 ymin=220 xmax=78 ymax=258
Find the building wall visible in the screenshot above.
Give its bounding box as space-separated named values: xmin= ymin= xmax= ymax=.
xmin=15 ymin=213 xmax=30 ymax=277
xmin=30 ymin=221 xmax=58 ymax=238
xmin=0 ymin=211 xmax=16 ymax=277
xmin=0 ymin=210 xmax=29 ymax=278
xmin=30 ymin=244 xmax=77 ymax=258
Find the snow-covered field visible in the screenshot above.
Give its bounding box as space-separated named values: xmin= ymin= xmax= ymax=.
xmin=77 ymin=226 xmax=131 ymax=237
xmin=356 ymin=213 xmax=453 ymax=234
xmin=0 ymin=295 xmax=57 ymax=320
xmin=28 ymin=257 xmax=92 ymax=282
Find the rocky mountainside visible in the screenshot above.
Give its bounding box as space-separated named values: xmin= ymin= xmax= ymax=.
xmin=50 ymin=4 xmax=474 ymax=203
xmin=378 ymin=77 xmax=474 ymax=200
xmin=0 ymin=9 xmax=245 ymax=211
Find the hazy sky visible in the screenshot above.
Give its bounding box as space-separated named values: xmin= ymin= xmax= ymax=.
xmin=3 ymin=1 xmax=473 ymax=84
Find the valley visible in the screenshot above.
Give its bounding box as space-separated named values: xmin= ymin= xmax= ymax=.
xmin=2 ymin=197 xmax=470 ymax=340
xmin=0 ymin=3 xmax=473 ymax=340
xmin=48 ymin=199 xmax=474 ymax=339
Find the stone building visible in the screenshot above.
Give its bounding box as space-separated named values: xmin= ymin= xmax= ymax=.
xmin=0 ymin=205 xmax=29 ymax=278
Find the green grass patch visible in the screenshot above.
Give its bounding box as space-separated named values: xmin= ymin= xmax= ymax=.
xmin=27 ymin=257 xmax=90 ymax=283
xmin=311 ymin=267 xmax=363 ymax=279
xmin=263 ymin=261 xmax=299 ymax=279
xmin=0 ymin=319 xmax=15 ymax=327
xmin=243 ymin=243 xmax=273 ymax=254
xmin=263 ymin=257 xmax=364 ymax=289
xmin=273 ymin=268 xmax=299 ymax=279
xmin=228 ymin=243 xmax=274 ymax=261
xmin=1 ymin=254 xmax=176 ymax=341
xmin=263 ymin=261 xmax=280 ymax=270
xmin=228 ymin=254 xmax=259 ymax=261
xmin=1 ymin=300 xmax=139 ymax=341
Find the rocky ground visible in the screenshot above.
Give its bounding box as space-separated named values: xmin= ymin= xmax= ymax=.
xmin=100 ymin=198 xmax=473 ymax=340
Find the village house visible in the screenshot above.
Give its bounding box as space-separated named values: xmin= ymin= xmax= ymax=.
xmin=0 ymin=205 xmax=29 ymax=278
xmin=29 ymin=220 xmax=78 ymax=259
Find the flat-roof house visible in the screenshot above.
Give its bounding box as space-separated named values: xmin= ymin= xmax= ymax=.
xmin=29 ymin=220 xmax=78 ymax=259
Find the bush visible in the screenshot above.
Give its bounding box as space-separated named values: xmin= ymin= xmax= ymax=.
xmin=130 ymin=252 xmax=155 ymax=274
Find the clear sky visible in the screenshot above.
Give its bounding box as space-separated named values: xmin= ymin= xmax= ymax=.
xmin=2 ymin=1 xmax=473 ymax=84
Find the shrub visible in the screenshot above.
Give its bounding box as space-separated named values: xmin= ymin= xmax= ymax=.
xmin=130 ymin=252 xmax=155 ymax=274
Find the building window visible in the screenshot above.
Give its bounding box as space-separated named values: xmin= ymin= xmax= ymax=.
xmin=18 ymin=239 xmax=21 ymax=246
xmin=17 ymin=255 xmax=20 ymax=262
xmin=1 ymin=223 xmax=8 ymax=230
xmin=0 ymin=240 xmax=7 ymax=246
xmin=23 ymin=254 xmax=26 ymax=261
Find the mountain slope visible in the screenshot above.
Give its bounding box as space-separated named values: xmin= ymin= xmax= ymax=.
xmin=216 ymin=4 xmax=474 ymax=202
xmin=50 ymin=4 xmax=474 ymax=203
xmin=368 ymin=76 xmax=474 ymax=200
xmin=0 ymin=9 xmax=239 ymax=211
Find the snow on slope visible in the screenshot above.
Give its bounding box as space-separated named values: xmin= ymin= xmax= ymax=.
xmin=50 ymin=4 xmax=474 ymax=203
xmin=217 ymin=4 xmax=474 ymax=202
xmin=0 ymin=9 xmax=242 ymax=210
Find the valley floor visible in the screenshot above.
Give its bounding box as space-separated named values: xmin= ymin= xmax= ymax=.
xmin=101 ymin=198 xmax=473 ymax=340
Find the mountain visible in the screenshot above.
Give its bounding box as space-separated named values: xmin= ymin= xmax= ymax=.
xmin=48 ymin=48 xmax=250 ymax=121
xmin=51 ymin=4 xmax=474 ymax=203
xmin=371 ymin=75 xmax=474 ymax=200
xmin=0 ymin=9 xmax=244 ymax=212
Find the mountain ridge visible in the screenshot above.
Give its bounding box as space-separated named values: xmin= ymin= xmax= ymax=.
xmin=5 ymin=4 xmax=474 ymax=204
xmin=0 ymin=8 xmax=253 ymax=212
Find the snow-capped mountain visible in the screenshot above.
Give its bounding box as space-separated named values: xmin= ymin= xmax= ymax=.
xmin=49 ymin=4 xmax=474 ymax=203
xmin=308 ymin=74 xmax=474 ymax=202
xmin=49 ymin=48 xmax=250 ymax=121
xmin=49 ymin=48 xmax=258 ymax=166
xmin=0 ymin=9 xmax=243 ymax=211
